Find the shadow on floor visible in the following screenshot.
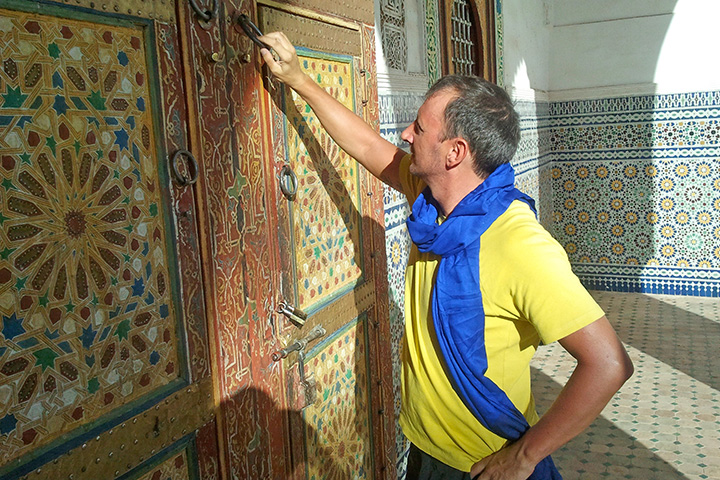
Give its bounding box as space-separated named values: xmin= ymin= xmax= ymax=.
xmin=596 ymin=292 xmax=720 ymax=392
xmin=531 ymin=368 xmax=688 ymax=479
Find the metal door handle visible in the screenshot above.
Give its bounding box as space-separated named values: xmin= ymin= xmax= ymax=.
xmin=189 ymin=0 xmax=219 ymax=22
xmin=171 ymin=149 xmax=199 ymax=186
xmin=238 ymin=14 xmax=269 ymax=49
xmin=279 ymin=165 xmax=298 ymax=200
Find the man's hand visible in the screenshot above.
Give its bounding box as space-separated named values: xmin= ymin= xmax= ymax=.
xmin=258 ymin=32 xmax=309 ymax=90
xmin=470 ymin=316 xmax=633 ymax=480
xmin=255 ymin=30 xmax=405 ymax=188
xmin=469 ymin=442 xmax=536 ymax=480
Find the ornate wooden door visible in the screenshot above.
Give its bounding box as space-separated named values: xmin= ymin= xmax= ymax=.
xmin=0 ymin=1 xmax=220 ymax=479
xmin=259 ymin=3 xmax=396 ymax=478
xmin=1 ymin=0 xmax=395 ymax=478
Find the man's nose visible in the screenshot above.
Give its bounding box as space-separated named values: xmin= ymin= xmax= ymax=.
xmin=401 ymin=124 xmax=413 ymax=143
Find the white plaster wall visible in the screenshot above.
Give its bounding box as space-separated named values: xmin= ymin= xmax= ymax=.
xmin=651 ymin=1 xmax=720 ymax=94
xmin=501 ymin=0 xmax=551 ymax=95
xmin=503 ymin=0 xmax=720 ymax=97
xmin=550 ymin=0 xmax=676 ymax=26
xmin=397 ymin=0 xmax=718 ymax=96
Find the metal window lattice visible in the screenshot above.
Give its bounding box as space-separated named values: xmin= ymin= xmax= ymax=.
xmin=450 ymin=0 xmax=475 ymax=75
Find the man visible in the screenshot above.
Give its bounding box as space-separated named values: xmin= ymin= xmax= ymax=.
xmin=258 ymin=32 xmax=634 ymax=480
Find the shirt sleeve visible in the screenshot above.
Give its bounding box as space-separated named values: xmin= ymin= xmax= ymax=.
xmin=495 ymin=204 xmax=605 ymax=344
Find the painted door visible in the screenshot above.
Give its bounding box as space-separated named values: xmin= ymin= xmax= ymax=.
xmin=0 ymin=0 xmax=395 ymax=478
xmin=0 ymin=1 xmax=220 ymax=479
xmin=181 ymin=0 xmax=396 ymax=476
xmin=258 ymin=4 xmax=396 ymax=478
xmin=175 ymin=0 xmax=294 ymax=476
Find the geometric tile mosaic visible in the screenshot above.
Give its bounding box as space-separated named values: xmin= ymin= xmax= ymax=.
xmin=384 ymin=199 xmax=411 ymax=480
xmin=532 ymin=291 xmax=720 ymax=479
xmin=514 ymin=91 xmax=720 ymax=297
xmin=548 ymin=92 xmax=720 ymax=296
xmin=384 ymin=221 xmax=410 ymax=470
xmin=0 ymin=8 xmax=180 ymax=465
xmin=513 ymin=98 xmax=553 ymax=222
xmin=284 ymin=54 xmax=363 ymax=310
xmin=383 ymin=186 xmax=410 ymax=233
xmin=303 ymin=315 xmax=372 ymax=478
xmin=378 ymin=91 xmax=418 ymax=480
xmin=550 ymin=157 xmax=719 ymax=293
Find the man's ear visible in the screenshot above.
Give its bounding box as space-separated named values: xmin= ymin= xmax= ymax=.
xmin=446 ymin=137 xmax=471 ymax=169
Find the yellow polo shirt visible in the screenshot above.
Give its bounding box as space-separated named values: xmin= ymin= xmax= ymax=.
xmin=398 ymin=155 xmax=604 ymax=471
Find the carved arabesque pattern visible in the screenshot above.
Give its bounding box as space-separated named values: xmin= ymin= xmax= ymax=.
xmin=379 ymin=0 xmax=408 ymax=71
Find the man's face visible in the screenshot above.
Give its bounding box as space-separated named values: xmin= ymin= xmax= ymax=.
xmin=401 ymin=90 xmax=455 ymax=180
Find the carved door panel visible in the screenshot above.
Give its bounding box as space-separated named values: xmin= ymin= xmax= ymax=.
xmin=0 ymin=2 xmax=219 ymax=480
xmin=259 ymin=5 xmax=396 ymax=479
xmin=175 ymin=0 xmax=296 ymax=477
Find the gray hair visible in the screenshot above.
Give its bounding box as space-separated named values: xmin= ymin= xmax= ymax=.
xmin=426 ymin=75 xmax=520 ymax=177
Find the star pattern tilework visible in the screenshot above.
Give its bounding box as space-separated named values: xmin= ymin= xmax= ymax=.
xmin=284 ymin=55 xmax=363 ymax=310
xmin=548 ymin=92 xmax=720 ymax=296
xmin=0 ymin=9 xmax=180 ymax=462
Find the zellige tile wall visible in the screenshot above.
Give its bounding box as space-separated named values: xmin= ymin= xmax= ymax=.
xmin=515 ymin=91 xmax=720 ymax=297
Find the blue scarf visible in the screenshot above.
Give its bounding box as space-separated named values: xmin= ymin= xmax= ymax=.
xmin=406 ymin=163 xmax=561 ymax=479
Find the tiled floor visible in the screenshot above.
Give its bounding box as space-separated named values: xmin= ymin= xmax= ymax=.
xmin=532 ymin=291 xmax=720 ymax=480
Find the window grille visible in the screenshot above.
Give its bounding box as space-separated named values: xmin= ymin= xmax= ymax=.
xmin=450 ymin=0 xmax=476 ymax=75
xmin=439 ymin=0 xmax=495 ymax=81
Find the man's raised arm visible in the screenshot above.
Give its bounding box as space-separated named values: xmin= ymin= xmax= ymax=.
xmin=258 ymin=32 xmax=406 ymax=192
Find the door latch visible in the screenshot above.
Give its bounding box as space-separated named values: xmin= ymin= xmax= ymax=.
xmin=271 ymin=324 xmax=325 ymax=361
xmin=272 ymin=325 xmax=326 ymax=408
xmin=277 ymin=300 xmax=308 ymax=327
xmin=296 ymin=351 xmax=316 ymax=406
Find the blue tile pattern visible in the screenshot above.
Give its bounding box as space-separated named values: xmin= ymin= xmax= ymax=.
xmin=514 ymin=99 xmax=554 ymax=224
xmin=547 ymin=91 xmax=720 ymax=297
xmin=378 ymin=91 xmax=418 ymax=480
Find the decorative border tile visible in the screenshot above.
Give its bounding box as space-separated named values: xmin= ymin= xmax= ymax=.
xmin=378 ymin=90 xmax=416 ymax=478
xmin=516 ymin=91 xmax=720 ymax=297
